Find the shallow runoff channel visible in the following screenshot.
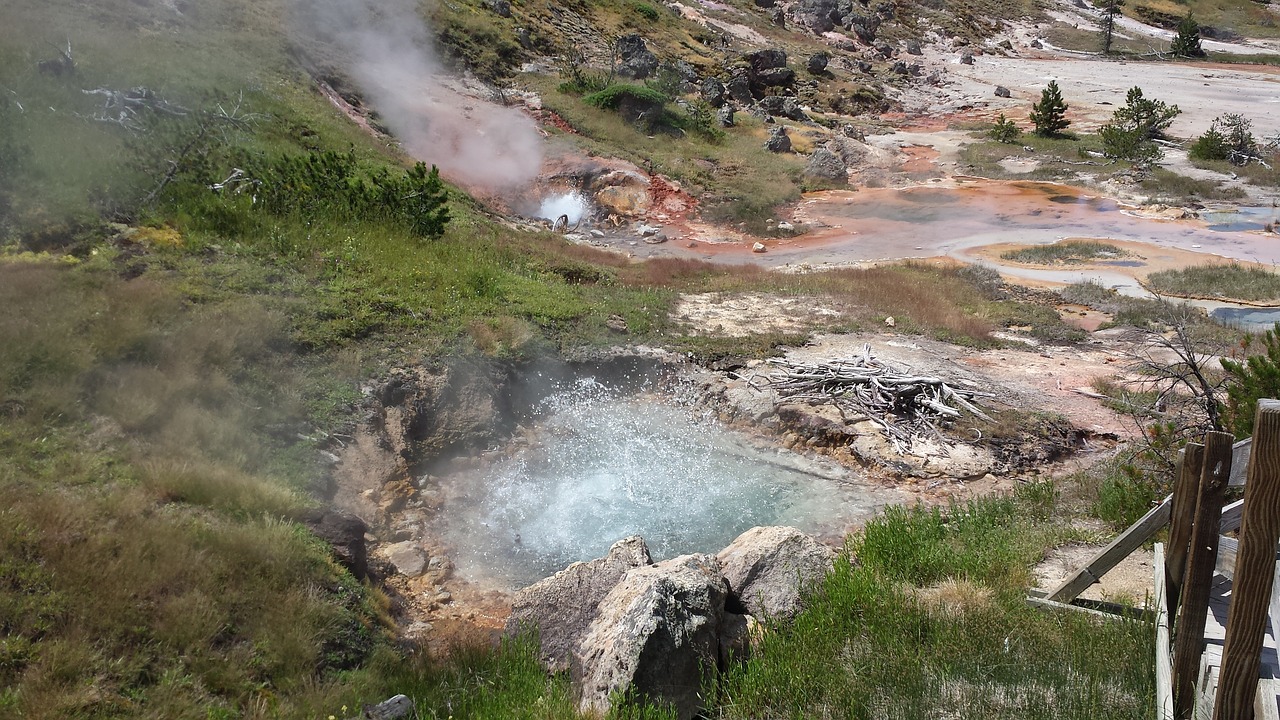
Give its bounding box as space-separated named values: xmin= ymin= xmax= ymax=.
xmin=435 ymin=377 xmax=904 ymax=590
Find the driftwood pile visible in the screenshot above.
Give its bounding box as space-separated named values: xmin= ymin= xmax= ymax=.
xmin=752 ymin=345 xmax=994 ymax=449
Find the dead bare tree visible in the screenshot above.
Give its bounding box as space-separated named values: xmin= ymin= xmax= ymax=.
xmin=36 ymin=39 xmax=75 ymax=77
xmin=1108 ymin=295 xmax=1231 ymax=481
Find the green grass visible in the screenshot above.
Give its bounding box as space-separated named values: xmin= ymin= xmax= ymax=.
xmin=716 ymin=484 xmax=1154 ymax=720
xmin=1001 ymin=240 xmax=1127 ymax=265
xmin=959 ymin=134 xmax=1110 ymax=183
xmin=1146 ymin=262 xmax=1280 ymax=303
xmin=1188 ymin=157 xmax=1280 ymax=188
xmin=1139 ymin=168 xmax=1247 ymax=203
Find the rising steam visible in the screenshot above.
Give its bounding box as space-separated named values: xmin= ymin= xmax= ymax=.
xmin=290 ymin=0 xmax=543 ymax=191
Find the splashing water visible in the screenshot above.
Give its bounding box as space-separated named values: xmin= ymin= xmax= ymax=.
xmin=536 ymin=192 xmax=590 ymax=225
xmin=437 ymin=379 xmax=902 ymax=589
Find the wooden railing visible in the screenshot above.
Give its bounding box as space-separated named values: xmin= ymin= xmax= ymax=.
xmin=1037 ymin=399 xmax=1280 ymax=720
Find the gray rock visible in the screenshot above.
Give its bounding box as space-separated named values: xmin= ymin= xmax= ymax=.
xmin=385 ymin=541 xmax=427 ymax=577
xmin=857 ymin=59 xmax=874 ymax=73
xmin=1030 ymin=38 xmax=1043 ymax=49
xmin=995 ymin=85 xmax=1011 ymax=98
xmin=716 ymin=105 xmax=735 ymax=127
xmin=725 ymin=74 xmax=754 ymax=105
xmin=759 ymin=95 xmax=807 ymax=121
xmin=803 ymin=147 xmax=848 ymax=183
xmin=848 ymin=14 xmax=880 ymax=42
xmin=507 ymin=536 xmax=652 ymax=672
xmin=769 ymin=6 xmax=786 ymax=26
xmin=743 ymin=49 xmax=787 ymax=73
xmin=794 ymin=0 xmax=839 ymax=32
xmin=875 ymin=1 xmax=895 ymax=19
xmin=764 ymin=126 xmax=791 ymax=153
xmin=807 ymin=52 xmax=830 ymax=73
xmin=616 ymin=33 xmax=659 ymax=79
xmin=891 ymin=60 xmax=908 ymax=75
xmin=905 ymin=39 xmax=923 ymax=55
xmin=874 ymin=41 xmax=894 ymax=58
xmin=489 ymin=0 xmax=511 ymax=17
xmin=574 ymin=554 xmax=728 ymax=720
xmin=754 ymin=0 xmax=775 ymax=6
xmin=998 ymin=39 xmax=1014 ymax=50
xmin=755 ymin=66 xmax=795 ymax=87
xmin=716 ymin=526 xmax=836 ymax=620
xmin=960 ymin=50 xmax=974 ymax=65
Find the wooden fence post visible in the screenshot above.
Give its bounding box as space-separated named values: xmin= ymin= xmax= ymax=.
xmin=1174 ymin=431 xmax=1235 ymax=720
xmin=1169 ymin=443 xmax=1206 ymax=618
xmin=1215 ymin=401 xmax=1280 ymax=720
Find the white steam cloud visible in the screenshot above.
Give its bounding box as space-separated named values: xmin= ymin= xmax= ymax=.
xmin=292 ymin=0 xmax=543 ymax=191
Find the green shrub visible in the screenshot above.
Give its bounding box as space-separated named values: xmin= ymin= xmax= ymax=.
xmin=1189 ymin=114 xmax=1259 ymax=166
xmin=1222 ymin=323 xmax=1280 ymax=437
xmin=583 ymin=84 xmax=669 ymax=111
xmin=629 ymin=0 xmax=661 ymax=21
xmin=989 ymin=113 xmax=1021 ymax=143
xmin=1099 ymin=87 xmax=1179 ymax=162
xmin=222 ymin=149 xmax=450 ymax=239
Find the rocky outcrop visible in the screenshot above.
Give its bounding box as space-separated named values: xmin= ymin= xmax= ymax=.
xmin=616 ymin=33 xmax=659 ymax=79
xmin=507 ymin=527 xmax=835 ymax=719
xmin=717 ymin=526 xmax=836 ymax=620
xmin=794 ymin=0 xmax=840 ymax=32
xmin=574 ymin=554 xmax=728 ymax=720
xmin=759 ymin=95 xmax=807 ymax=121
xmin=507 ymin=536 xmax=652 ymax=672
xmin=764 ymin=126 xmax=791 ymax=153
xmin=700 ymin=77 xmax=726 ymax=107
xmin=803 ymin=146 xmax=848 ymax=184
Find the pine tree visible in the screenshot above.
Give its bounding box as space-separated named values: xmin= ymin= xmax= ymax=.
xmin=1100 ymin=0 xmax=1125 ymax=54
xmin=1030 ymin=80 xmax=1070 ymax=137
xmin=1171 ymin=13 xmax=1205 ymax=58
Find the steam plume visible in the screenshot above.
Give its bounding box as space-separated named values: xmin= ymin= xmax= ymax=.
xmin=291 ymin=0 xmax=543 ymax=191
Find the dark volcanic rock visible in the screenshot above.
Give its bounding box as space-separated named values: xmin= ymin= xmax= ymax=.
xmin=616 ymin=33 xmax=659 ymax=79
xmin=303 ymin=510 xmax=370 ymax=580
xmin=803 ymin=146 xmax=848 ymax=183
xmin=700 ymin=77 xmax=727 ymax=107
xmin=764 ymin=126 xmax=791 ymax=152
xmin=807 ymin=51 xmax=830 ymax=73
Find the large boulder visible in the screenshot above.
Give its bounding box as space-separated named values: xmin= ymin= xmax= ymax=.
xmin=804 ymin=147 xmax=848 ymax=184
xmin=759 ymin=95 xmax=807 ymax=122
xmin=807 ymin=52 xmax=831 ymax=73
xmin=303 ymin=509 xmax=369 ymax=580
xmin=743 ymin=49 xmax=787 ymax=74
xmin=700 ymin=77 xmax=727 ymax=108
xmin=764 ymin=126 xmax=791 ymax=153
xmin=507 ymin=536 xmax=652 ymax=672
xmin=755 ymin=66 xmax=795 ymax=88
xmin=794 ymin=0 xmax=840 ymax=32
xmin=716 ymin=526 xmax=836 ymax=620
xmin=725 ymin=74 xmax=754 ymax=105
xmin=574 ymin=554 xmax=728 ymax=720
xmin=616 ymin=33 xmax=659 ymax=79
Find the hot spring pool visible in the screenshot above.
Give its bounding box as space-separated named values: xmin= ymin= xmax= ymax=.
xmin=435 ymin=378 xmax=903 ymax=589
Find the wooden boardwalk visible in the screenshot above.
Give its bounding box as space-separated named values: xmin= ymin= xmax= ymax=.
xmin=1156 ymin=539 xmax=1280 ymax=720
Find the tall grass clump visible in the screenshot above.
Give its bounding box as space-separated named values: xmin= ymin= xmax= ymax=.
xmin=1001 ymin=240 xmax=1126 ymax=265
xmin=716 ymin=486 xmax=1153 ymax=720
xmin=1146 ymin=262 xmax=1280 ymax=303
